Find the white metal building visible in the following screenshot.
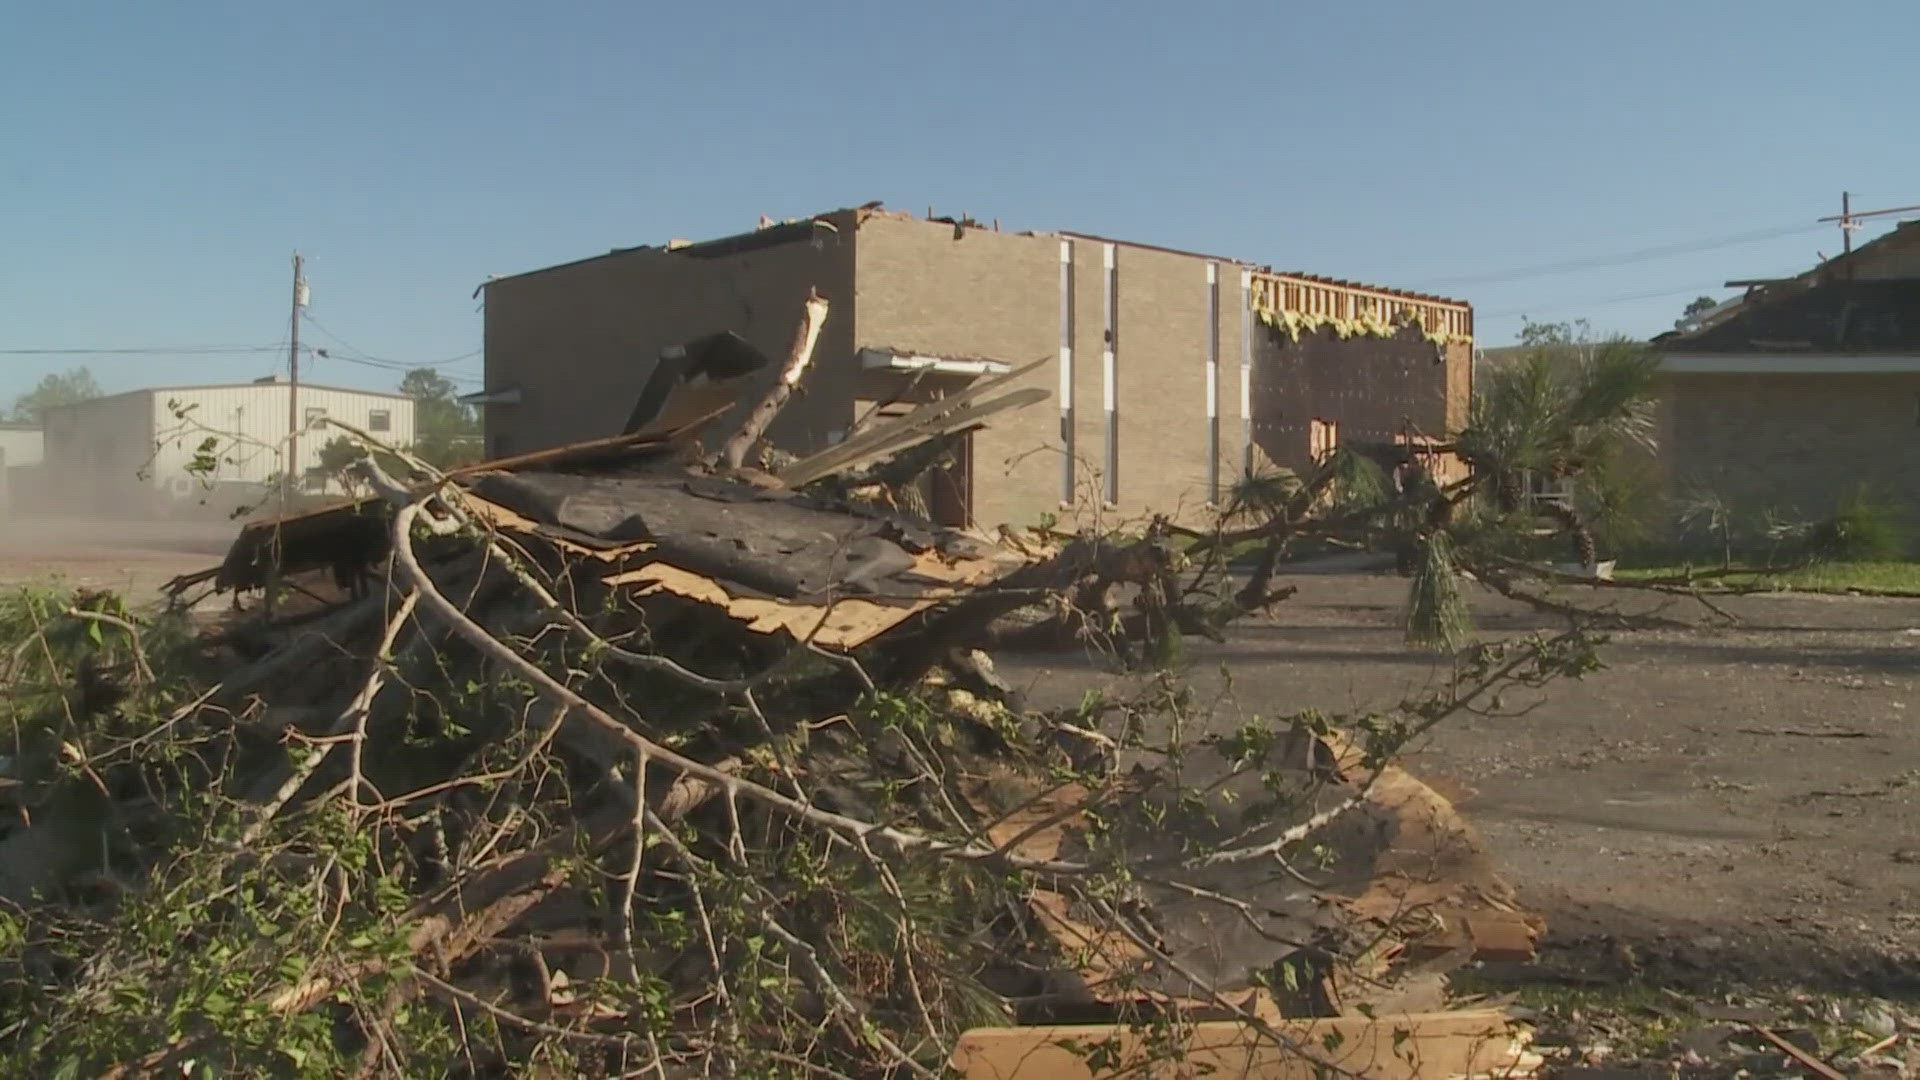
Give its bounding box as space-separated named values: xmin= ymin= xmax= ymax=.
xmin=0 ymin=422 xmax=45 ymax=513
xmin=0 ymin=423 xmax=43 ymax=471
xmin=41 ymin=380 xmax=415 ymax=516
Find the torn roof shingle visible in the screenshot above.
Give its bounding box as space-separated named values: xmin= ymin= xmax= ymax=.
xmin=1662 ymin=279 xmax=1920 ymax=354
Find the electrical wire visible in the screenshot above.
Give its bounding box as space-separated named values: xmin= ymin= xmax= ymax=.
xmin=0 ymin=345 xmax=289 ymax=356
xmin=314 ymin=348 xmax=484 ymax=384
xmin=301 ymin=313 xmax=480 ymax=371
xmin=1478 ymin=281 xmax=1734 ymax=321
xmin=300 ymin=313 xmax=483 ymax=383
xmin=1407 ymin=220 xmax=1825 ymax=291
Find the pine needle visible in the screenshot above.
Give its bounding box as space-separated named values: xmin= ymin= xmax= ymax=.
xmin=1325 ymin=447 xmax=1390 ymax=515
xmin=1406 ymin=531 xmax=1472 ymax=651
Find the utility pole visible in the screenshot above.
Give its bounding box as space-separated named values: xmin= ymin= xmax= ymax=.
xmin=1816 ymin=194 xmax=1920 ymax=282
xmin=285 ymin=252 xmax=307 ymax=513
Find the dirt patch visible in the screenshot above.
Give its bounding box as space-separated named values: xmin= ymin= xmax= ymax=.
xmin=0 ymin=516 xmax=233 ymax=597
xmin=997 ymin=570 xmax=1920 ymax=993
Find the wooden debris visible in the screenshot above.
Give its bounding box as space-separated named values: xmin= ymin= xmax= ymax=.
xmin=1749 ymin=1024 xmax=1847 ymax=1080
xmin=951 ymin=1009 xmax=1542 ymax=1079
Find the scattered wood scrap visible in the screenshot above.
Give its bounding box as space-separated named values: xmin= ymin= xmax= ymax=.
xmin=950 ymin=1009 xmax=1542 ymax=1079
xmin=1749 ymin=1024 xmax=1848 ymax=1080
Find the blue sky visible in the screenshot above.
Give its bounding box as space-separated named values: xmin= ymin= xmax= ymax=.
xmin=4 ymin=0 xmax=1916 ymax=406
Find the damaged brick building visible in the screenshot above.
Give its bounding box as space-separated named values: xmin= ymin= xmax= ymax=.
xmin=1655 ymin=219 xmax=1920 ymax=532
xmin=474 ymin=206 xmax=1474 ymax=529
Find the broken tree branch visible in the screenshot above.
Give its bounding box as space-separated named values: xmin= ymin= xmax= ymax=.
xmin=720 ymin=289 xmax=829 ymax=471
xmin=385 ymin=496 xmax=1089 ymax=873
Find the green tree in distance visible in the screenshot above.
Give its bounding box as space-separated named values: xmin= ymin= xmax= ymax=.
xmin=315 ymin=433 xmax=365 ymax=479
xmin=1676 ymin=295 xmax=1718 ymax=329
xmin=399 ymin=367 xmax=482 ymax=469
xmin=11 ymin=367 xmax=102 ymax=422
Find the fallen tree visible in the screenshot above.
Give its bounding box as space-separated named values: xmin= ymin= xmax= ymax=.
xmin=0 ymin=300 xmax=1615 ymax=1078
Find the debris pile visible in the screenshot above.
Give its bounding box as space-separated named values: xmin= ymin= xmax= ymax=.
xmin=2 ymin=298 xmax=1554 ymax=1076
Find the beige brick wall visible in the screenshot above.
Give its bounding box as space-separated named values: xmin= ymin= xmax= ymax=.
xmin=1658 ymin=373 xmax=1920 ymax=527
xmin=1106 ymin=243 xmax=1219 ymax=524
xmin=483 ymin=212 xmax=859 ymax=460
xmin=853 ymin=217 xmax=1065 ymax=529
xmin=855 ymin=217 xmax=1243 ymax=529
xmin=487 ymin=210 xmax=1467 ymax=535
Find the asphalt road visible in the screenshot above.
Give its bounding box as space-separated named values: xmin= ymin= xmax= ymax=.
xmin=996 ymin=570 xmax=1920 ymax=991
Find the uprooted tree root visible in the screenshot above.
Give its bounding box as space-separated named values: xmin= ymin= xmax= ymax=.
xmin=0 ymin=477 xmax=1599 ymax=1076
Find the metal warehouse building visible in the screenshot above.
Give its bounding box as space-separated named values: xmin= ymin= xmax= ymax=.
xmin=41 ymin=380 xmax=415 ymax=516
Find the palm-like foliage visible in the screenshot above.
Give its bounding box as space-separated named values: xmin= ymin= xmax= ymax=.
xmin=1405 ymin=332 xmax=1660 ymax=648
xmin=1222 ymin=465 xmax=1303 ymax=525
xmin=1193 ymin=328 xmax=1663 ymax=651
xmin=1458 ymin=337 xmax=1658 ymax=488
xmin=1459 ymin=337 xmax=1659 ymax=490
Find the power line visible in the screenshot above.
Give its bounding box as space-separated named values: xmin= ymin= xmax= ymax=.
xmin=315 ymin=348 xmax=484 ymax=384
xmin=301 ymin=313 xmax=482 ymax=376
xmin=0 ymin=345 xmax=288 ymax=356
xmin=1478 ymin=281 xmax=1731 ymax=321
xmin=1409 ymin=220 xmax=1824 ymax=290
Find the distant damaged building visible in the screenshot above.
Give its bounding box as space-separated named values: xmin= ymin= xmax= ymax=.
xmin=474 ymin=207 xmax=1473 ymax=529
xmin=1654 ymin=219 xmax=1920 ymax=531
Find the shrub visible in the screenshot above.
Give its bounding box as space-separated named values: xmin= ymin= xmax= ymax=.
xmin=1804 ymin=489 xmax=1907 ymax=562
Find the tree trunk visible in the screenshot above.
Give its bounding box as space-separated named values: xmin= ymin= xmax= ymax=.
xmin=1540 ymin=500 xmax=1597 ymax=567
xmin=719 ymin=290 xmax=830 ymax=471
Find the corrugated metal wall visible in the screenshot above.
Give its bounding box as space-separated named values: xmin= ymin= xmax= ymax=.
xmin=147 ymin=385 xmax=416 ymax=496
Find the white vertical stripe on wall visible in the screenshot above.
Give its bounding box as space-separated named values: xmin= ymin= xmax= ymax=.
xmin=1239 ymin=268 xmax=1253 ymax=475
xmin=1102 ymin=243 xmax=1118 ymax=505
xmin=1206 ymin=262 xmax=1220 ymax=504
xmin=1058 ymin=240 xmax=1075 ymax=504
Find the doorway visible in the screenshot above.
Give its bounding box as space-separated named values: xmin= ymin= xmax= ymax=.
xmin=928 ymin=431 xmax=972 ymax=528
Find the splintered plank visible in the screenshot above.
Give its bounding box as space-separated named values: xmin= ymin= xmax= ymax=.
xmin=599 ymin=545 xmax=1009 ymax=651
xmin=950 ymin=1009 xmax=1540 ymax=1079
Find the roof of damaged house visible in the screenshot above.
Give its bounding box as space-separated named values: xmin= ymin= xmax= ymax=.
xmin=1660 ymin=279 xmax=1920 ymax=354
xmin=479 ymin=203 xmax=1469 ymax=308
xmin=1661 ymin=220 xmax=1920 ymax=354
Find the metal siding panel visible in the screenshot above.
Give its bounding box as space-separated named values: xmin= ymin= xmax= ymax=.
xmin=127 ymin=385 xmax=419 ymax=499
